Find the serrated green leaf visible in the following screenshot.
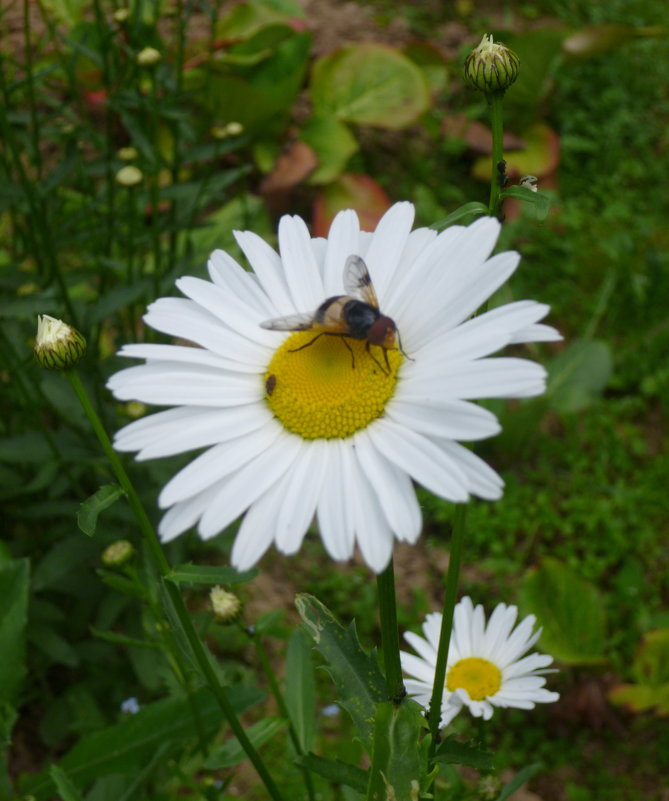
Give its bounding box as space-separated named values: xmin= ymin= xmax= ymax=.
xmin=434 ymin=736 xmax=494 ymax=770
xmin=285 ymin=628 xmax=316 ymax=752
xmin=520 ymin=558 xmax=607 ymax=665
xmin=500 ymin=186 xmax=551 ymax=221
xmin=295 ymin=594 xmax=385 ymax=750
xmin=77 ymin=485 xmax=125 ymax=537
xmin=366 ymin=700 xmax=426 ymax=801
xmin=546 ymin=339 xmax=612 ymax=413
xmin=168 ymin=563 xmax=258 ymax=586
xmin=22 ymin=687 xmax=262 ymax=800
xmin=296 ymin=753 xmax=368 ymax=793
xmin=0 ymin=559 xmax=30 ymax=705
xmin=311 ymin=43 xmax=430 ymax=129
xmin=203 ymin=717 xmax=285 ymax=769
xmin=430 ymin=202 xmax=489 ymax=231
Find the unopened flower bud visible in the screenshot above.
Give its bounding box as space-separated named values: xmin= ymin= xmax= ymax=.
xmin=464 ymin=34 xmax=520 ymax=94
xmin=210 ymin=586 xmax=242 ymax=622
xmin=115 ymin=165 xmax=143 ymax=187
xmin=34 ymin=315 xmax=86 ymax=370
xmin=211 ymin=121 xmax=244 ymax=140
xmin=136 ymin=47 xmax=161 ymax=67
xmin=113 ymin=8 xmax=130 ymax=23
xmin=102 ymin=539 xmax=134 ymax=567
xmin=520 ymin=175 xmax=538 ymax=192
xmin=117 ymin=146 xmax=139 ymax=162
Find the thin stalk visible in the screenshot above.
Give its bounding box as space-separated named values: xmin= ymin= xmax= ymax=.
xmin=427 ymin=505 xmax=467 ymax=763
xmin=23 ymin=0 xmax=42 ymax=176
xmin=376 ymin=558 xmax=404 ymax=702
xmin=245 ymin=627 xmax=316 ymax=801
xmin=487 ymin=91 xmax=505 ymax=219
xmin=148 ymin=70 xmax=162 ymax=295
xmin=65 ymin=369 xmax=285 ymax=801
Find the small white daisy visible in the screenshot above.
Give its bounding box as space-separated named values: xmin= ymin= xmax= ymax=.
xmin=107 ymin=203 xmax=560 ymax=573
xmin=401 ymin=596 xmax=560 ymax=727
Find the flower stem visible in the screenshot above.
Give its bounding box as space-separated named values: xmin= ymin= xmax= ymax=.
xmin=65 ymin=369 xmax=285 ymax=801
xmin=428 ymin=504 xmax=467 ymax=761
xmin=376 ymin=558 xmax=405 ymax=701
xmin=487 ymin=91 xmax=506 ymax=220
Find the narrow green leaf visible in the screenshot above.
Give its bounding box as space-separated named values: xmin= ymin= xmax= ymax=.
xmin=300 ymin=116 xmax=358 ymax=184
xmin=168 ymin=563 xmax=258 ymax=586
xmin=494 ymin=763 xmax=543 ymax=801
xmin=434 ymin=736 xmax=494 ymax=770
xmin=285 ymin=628 xmax=316 ymax=752
xmin=22 ymin=687 xmax=263 ymax=800
xmin=77 ymin=485 xmax=126 ymax=537
xmin=430 ymin=202 xmax=489 ymax=230
xmin=295 ymin=594 xmax=386 ymax=750
xmin=49 ymin=765 xmax=83 ymax=801
xmin=0 ymin=558 xmax=30 ymax=706
xmin=296 ymin=753 xmax=368 ymax=793
xmin=203 ymin=717 xmax=286 ymax=769
xmin=366 ymin=700 xmax=425 ymax=801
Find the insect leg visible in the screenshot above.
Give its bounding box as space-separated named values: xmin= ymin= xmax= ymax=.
xmin=288 ymin=332 xmax=325 ymax=353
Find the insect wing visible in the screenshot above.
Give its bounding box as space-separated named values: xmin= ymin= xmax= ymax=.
xmin=260 ymin=312 xmax=316 ymax=331
xmin=343 ymin=255 xmax=379 ymax=308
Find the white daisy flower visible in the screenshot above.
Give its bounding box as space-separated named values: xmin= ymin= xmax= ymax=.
xmin=401 ymin=596 xmax=560 ymax=727
xmin=107 ymin=202 xmax=560 ymax=573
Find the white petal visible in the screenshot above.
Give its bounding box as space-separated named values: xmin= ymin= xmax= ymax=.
xmin=116 ymin=404 xmax=273 ymax=461
xmin=117 ymin=343 xmax=253 ymax=372
xmin=143 ymin=297 xmax=270 ymax=367
xmin=400 ymin=652 xmax=435 ymax=683
xmin=347 ymin=450 xmax=394 ymax=572
xmin=323 ymin=209 xmax=361 ymax=295
xmin=274 ymin=440 xmax=328 ymax=554
xmin=364 ymin=202 xmax=415 ymax=301
xmin=368 ymin=418 xmax=469 ymax=502
xmin=176 ymin=276 xmax=277 ymax=347
xmin=158 ymin=482 xmax=221 ymax=542
xmin=317 ymin=441 xmax=355 ymax=561
xmin=436 ymin=441 xmax=504 ymax=500
xmin=278 ymin=214 xmax=324 ymax=310
xmin=158 ymin=421 xmax=283 ymax=507
xmin=234 ymin=229 xmax=294 ymax=315
xmin=354 ymin=429 xmax=421 ymax=544
xmin=503 ymin=653 xmax=554 ymax=679
xmin=107 ymin=362 xmax=261 ymax=407
xmin=402 ymin=630 xmax=438 ymax=665
xmin=409 ymin=323 xmax=511 ymax=368
xmin=207 ymin=249 xmax=275 ymax=316
xmin=387 ymin=398 xmax=501 ymax=442
xmin=198 ymin=433 xmax=303 ymax=539
xmin=231 ymin=479 xmax=286 ymax=570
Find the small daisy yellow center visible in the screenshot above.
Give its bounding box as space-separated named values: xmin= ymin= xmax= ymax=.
xmin=446 ymin=657 xmax=502 ymax=701
xmin=264 ymin=331 xmax=402 ymax=440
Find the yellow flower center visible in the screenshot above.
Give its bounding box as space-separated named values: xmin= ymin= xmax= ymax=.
xmin=264 ymin=331 xmax=402 ymax=440
xmin=446 ymin=657 xmax=502 ymax=701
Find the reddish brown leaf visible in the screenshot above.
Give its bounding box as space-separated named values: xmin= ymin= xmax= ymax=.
xmin=312 ymin=173 xmax=391 ymax=236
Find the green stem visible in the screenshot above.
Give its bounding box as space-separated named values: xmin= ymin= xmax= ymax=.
xmin=376 ymin=558 xmax=405 ymax=702
xmin=65 ymin=369 xmax=285 ymax=801
xmin=487 ymin=91 xmax=505 ymax=220
xmin=427 ymin=505 xmax=467 ymax=762
xmin=246 ymin=627 xmax=316 ymax=801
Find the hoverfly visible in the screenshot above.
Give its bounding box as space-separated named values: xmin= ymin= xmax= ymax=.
xmin=260 ymin=255 xmax=407 ymax=374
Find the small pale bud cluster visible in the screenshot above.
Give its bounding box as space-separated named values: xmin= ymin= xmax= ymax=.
xmin=136 ymin=47 xmax=161 ymax=67
xmin=101 ymin=540 xmax=135 ymax=567
xmin=114 ymin=8 xmax=130 ymax=23
xmin=211 ymin=121 xmax=244 ymax=139
xmin=464 ymin=34 xmax=520 ymax=94
xmin=117 ymin=146 xmax=139 ymax=162
xmin=34 ymin=315 xmax=86 ymax=370
xmin=116 ymin=165 xmax=143 ymax=187
xmin=210 ymin=586 xmax=242 ymax=622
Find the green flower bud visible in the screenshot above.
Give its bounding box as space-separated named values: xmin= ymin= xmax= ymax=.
xmin=34 ymin=315 xmax=86 ymax=370
xmin=210 ymin=586 xmax=242 ymax=623
xmin=102 ymin=540 xmax=135 ymax=567
xmin=464 ymin=34 xmax=520 ymax=94
xmin=136 ymin=47 xmax=161 ymax=67
xmin=115 ymin=165 xmax=143 ymax=187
